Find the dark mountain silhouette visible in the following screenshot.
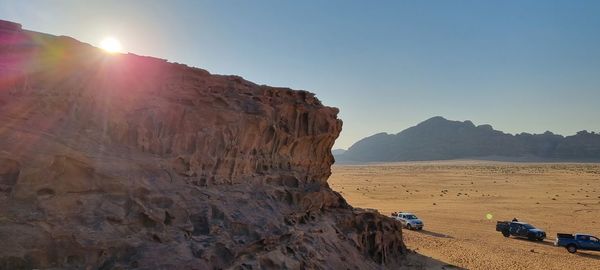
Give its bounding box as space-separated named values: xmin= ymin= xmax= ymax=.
xmin=332 ymin=148 xmax=347 ymax=155
xmin=337 ymin=116 xmax=600 ymax=162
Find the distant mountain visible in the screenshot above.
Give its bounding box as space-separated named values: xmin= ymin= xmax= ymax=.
xmin=332 ymin=149 xmax=347 ymax=155
xmin=336 ymin=116 xmax=600 ymax=162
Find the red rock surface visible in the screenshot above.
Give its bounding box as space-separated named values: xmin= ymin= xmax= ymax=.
xmin=0 ymin=21 xmax=406 ymax=269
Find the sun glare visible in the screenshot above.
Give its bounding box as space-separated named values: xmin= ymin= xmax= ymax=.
xmin=100 ymin=37 xmax=123 ymax=53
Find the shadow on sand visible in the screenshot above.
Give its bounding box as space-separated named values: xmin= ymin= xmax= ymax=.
xmin=576 ymin=252 xmax=600 ymax=260
xmin=404 ymin=250 xmax=465 ymax=270
xmin=511 ymin=237 xmax=555 ymax=247
xmin=413 ymin=229 xmax=453 ymax=239
xmin=511 ymin=238 xmax=600 ymax=259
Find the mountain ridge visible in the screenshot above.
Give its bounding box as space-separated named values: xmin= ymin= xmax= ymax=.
xmin=337 ymin=116 xmax=600 ymax=163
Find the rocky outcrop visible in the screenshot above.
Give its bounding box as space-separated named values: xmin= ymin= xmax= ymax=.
xmin=0 ymin=22 xmax=406 ymax=269
xmin=0 ymin=19 xmax=22 ymax=33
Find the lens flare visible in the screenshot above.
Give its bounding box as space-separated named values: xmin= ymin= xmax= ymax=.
xmin=99 ymin=37 xmax=123 ymax=53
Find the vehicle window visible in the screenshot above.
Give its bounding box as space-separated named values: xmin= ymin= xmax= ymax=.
xmin=591 ymin=237 xmax=599 ymax=242
xmin=405 ymin=215 xmax=417 ymax=220
xmin=522 ymin=224 xmax=534 ymax=229
xmin=577 ymin=235 xmax=590 ymax=241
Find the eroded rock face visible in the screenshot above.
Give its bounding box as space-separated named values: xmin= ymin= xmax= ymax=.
xmin=0 ymin=23 xmax=406 ymax=269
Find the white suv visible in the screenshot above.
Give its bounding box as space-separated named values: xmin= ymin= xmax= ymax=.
xmin=392 ymin=212 xmax=424 ymax=230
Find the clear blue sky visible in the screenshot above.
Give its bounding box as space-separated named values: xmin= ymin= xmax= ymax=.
xmin=2 ymin=0 xmax=599 ymax=149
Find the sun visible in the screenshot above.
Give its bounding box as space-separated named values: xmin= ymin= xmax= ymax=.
xmin=99 ymin=37 xmax=123 ymax=53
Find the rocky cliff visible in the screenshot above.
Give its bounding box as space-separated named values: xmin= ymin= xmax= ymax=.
xmin=0 ymin=21 xmax=406 ymax=269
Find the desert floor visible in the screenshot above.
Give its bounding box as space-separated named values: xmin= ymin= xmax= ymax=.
xmin=329 ymin=161 xmax=600 ymax=270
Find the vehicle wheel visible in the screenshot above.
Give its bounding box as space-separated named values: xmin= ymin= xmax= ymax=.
xmin=528 ymin=236 xmax=535 ymax=241
xmin=502 ymin=231 xmax=510 ymax=237
xmin=417 ymin=227 xmax=423 ymax=231
xmin=566 ymin=245 xmax=577 ymax=254
xmin=407 ymin=224 xmax=413 ymax=230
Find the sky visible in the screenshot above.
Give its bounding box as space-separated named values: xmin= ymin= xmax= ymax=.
xmin=1 ymin=0 xmax=599 ymax=149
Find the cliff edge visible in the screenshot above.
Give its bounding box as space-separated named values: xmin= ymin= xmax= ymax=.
xmin=0 ymin=20 xmax=406 ymax=269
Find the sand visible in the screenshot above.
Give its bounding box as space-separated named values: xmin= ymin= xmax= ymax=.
xmin=329 ymin=161 xmax=600 ymax=270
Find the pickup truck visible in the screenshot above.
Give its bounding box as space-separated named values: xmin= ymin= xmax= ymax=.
xmin=391 ymin=212 xmax=424 ymax=230
xmin=555 ymin=233 xmax=600 ymax=253
xmin=496 ymin=221 xmax=546 ymax=241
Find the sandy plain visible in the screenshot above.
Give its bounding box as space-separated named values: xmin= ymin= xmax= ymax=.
xmin=329 ymin=161 xmax=600 ymax=270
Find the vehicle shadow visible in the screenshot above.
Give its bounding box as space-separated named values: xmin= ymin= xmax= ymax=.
xmin=577 ymin=252 xmax=600 ymax=260
xmin=413 ymin=229 xmax=453 ymax=239
xmin=511 ymin=237 xmax=555 ymax=247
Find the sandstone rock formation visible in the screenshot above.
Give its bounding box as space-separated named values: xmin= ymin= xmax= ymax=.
xmin=0 ymin=21 xmax=406 ymax=269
